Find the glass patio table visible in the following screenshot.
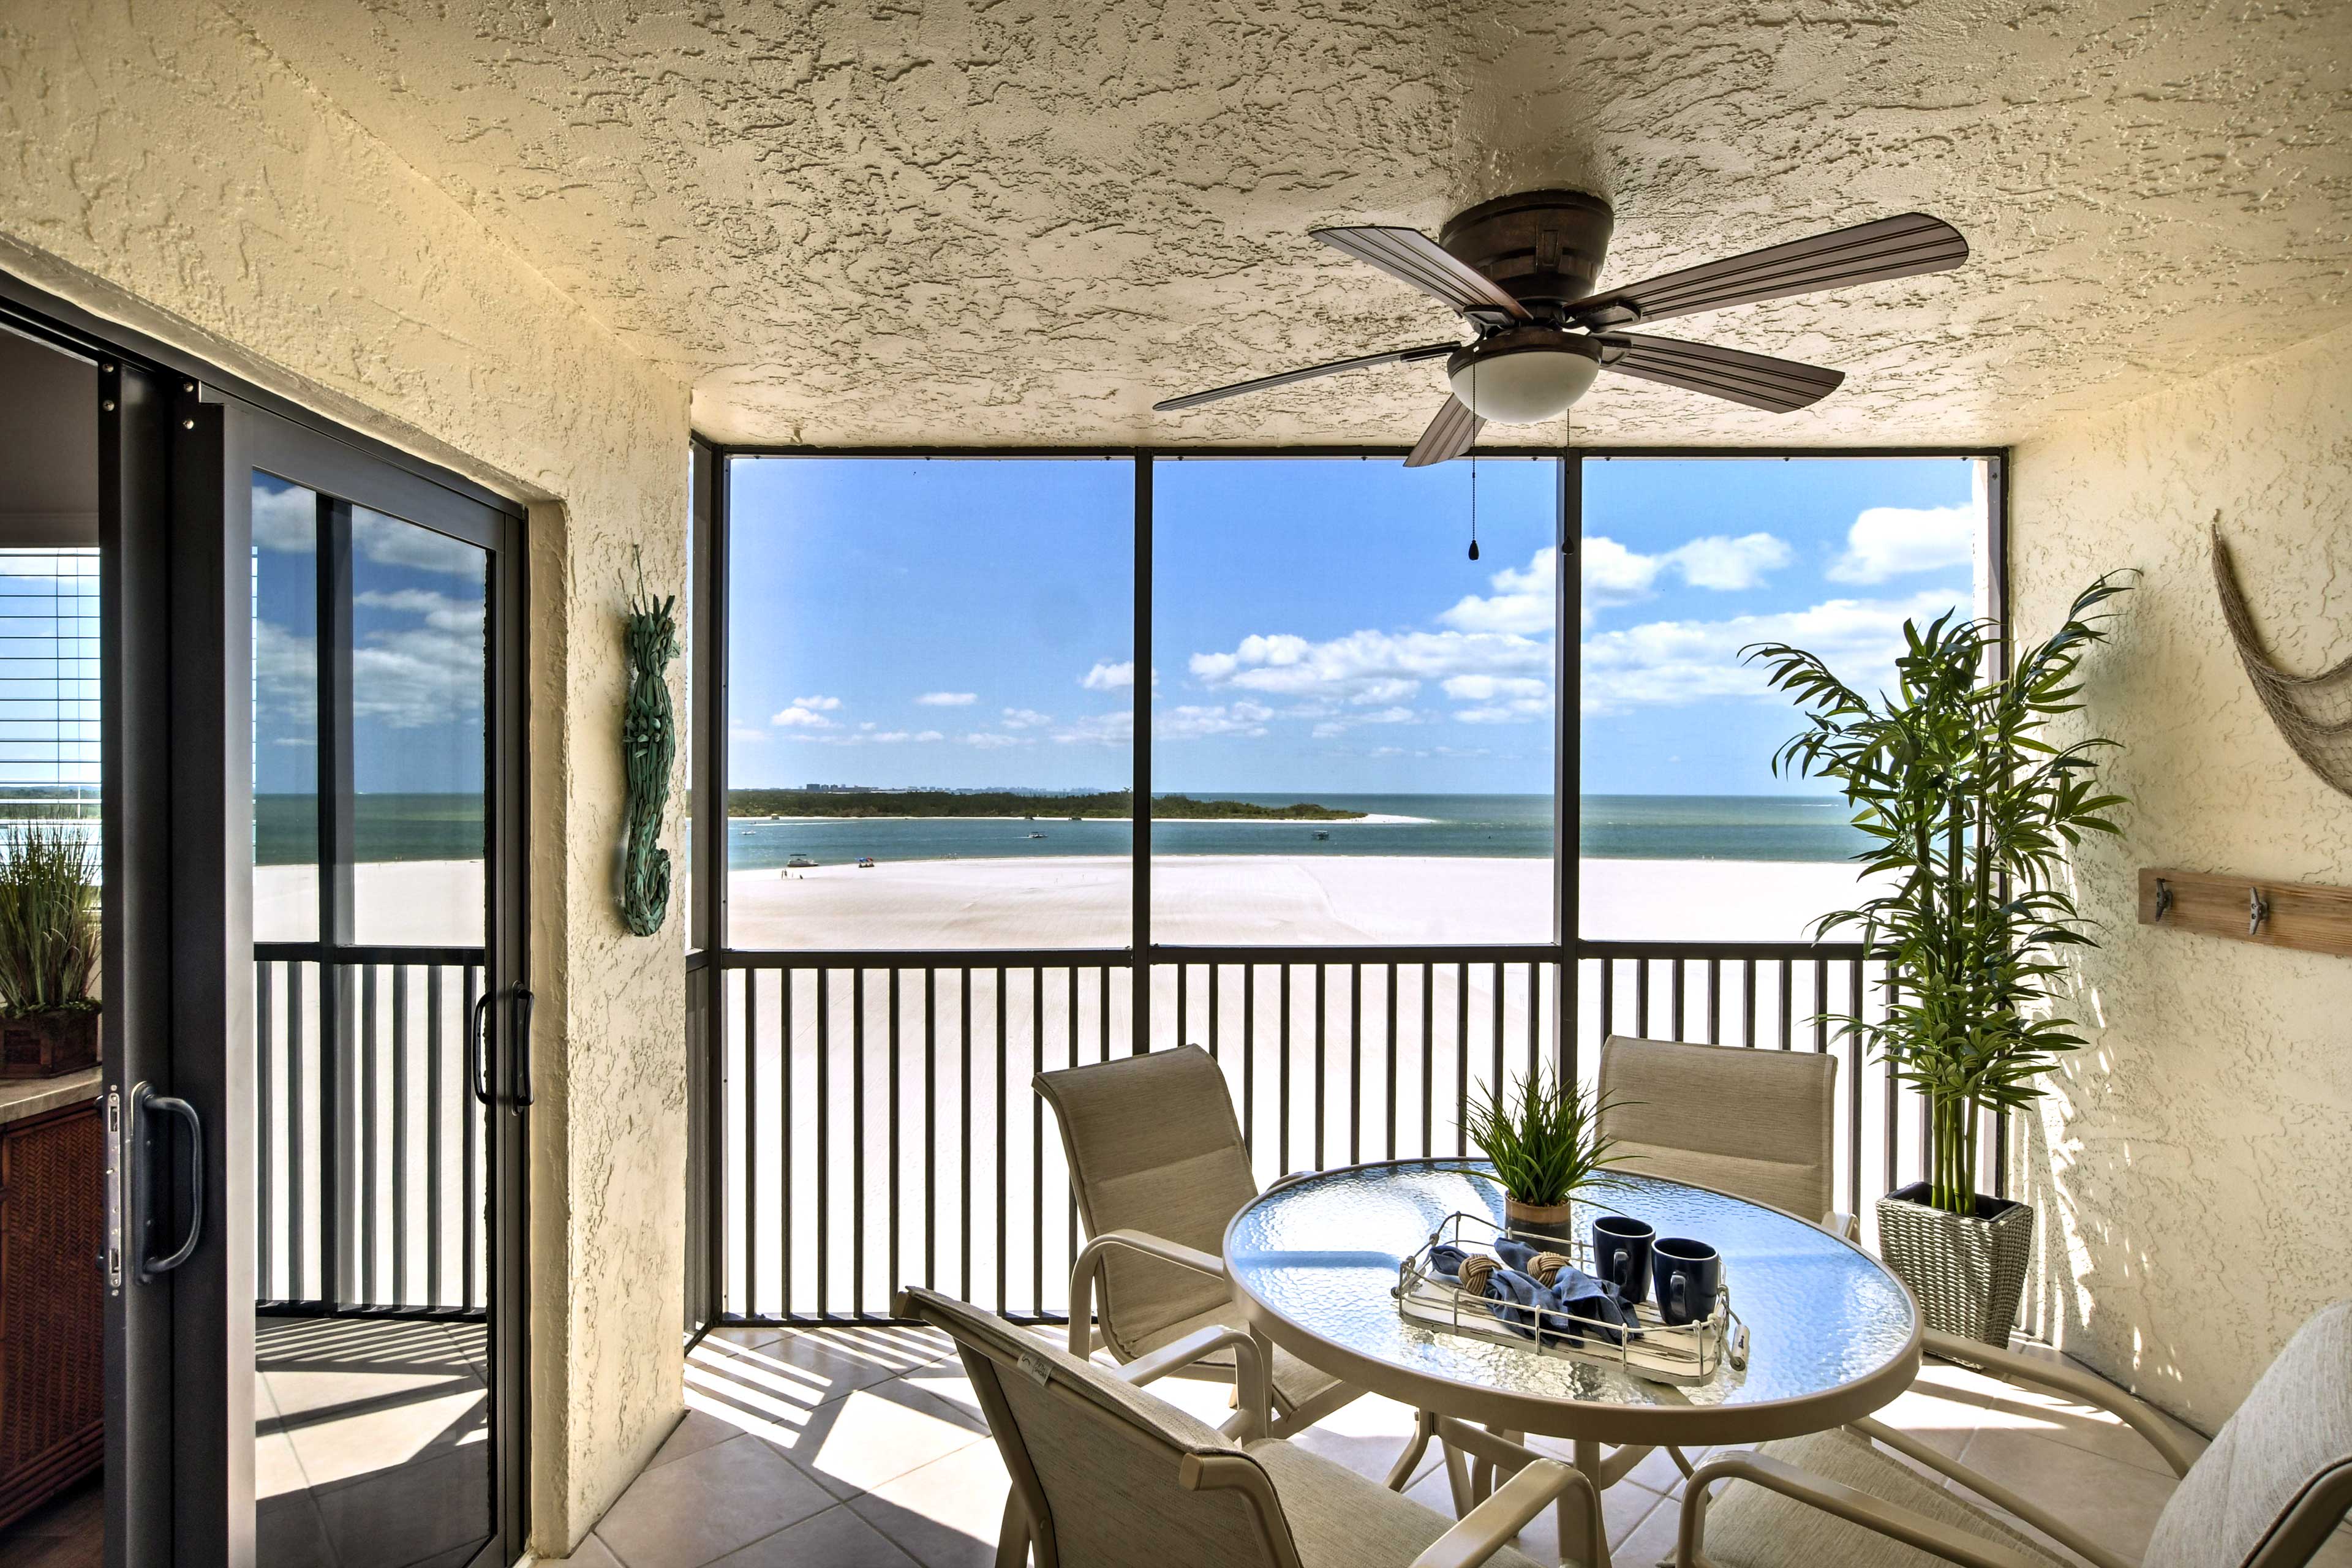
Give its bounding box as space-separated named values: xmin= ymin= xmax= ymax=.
xmin=1222 ymin=1160 xmax=1920 ymax=1550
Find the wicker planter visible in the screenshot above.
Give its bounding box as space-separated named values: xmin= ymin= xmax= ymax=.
xmin=1504 ymin=1196 xmax=1578 ymax=1247
xmin=0 ymin=1010 xmax=97 ymax=1080
xmin=1875 ymin=1182 xmax=2032 ymax=1354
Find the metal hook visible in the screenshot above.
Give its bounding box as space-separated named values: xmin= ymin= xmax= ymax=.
xmin=2153 ymin=878 xmax=2173 ymax=921
xmin=2249 ymin=885 xmax=2271 ymax=936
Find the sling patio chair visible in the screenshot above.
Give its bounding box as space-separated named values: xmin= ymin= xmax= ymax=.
xmin=896 ymin=1284 xmax=1610 ymax=1568
xmin=1598 ymin=1035 xmax=1856 ymax=1240
xmin=1673 ymin=1302 xmax=2352 ymax=1568
xmin=1035 ymin=1045 xmax=1366 ymax=1443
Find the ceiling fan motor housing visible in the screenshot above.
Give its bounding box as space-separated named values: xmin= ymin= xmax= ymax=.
xmin=1439 ymin=189 xmax=1616 ymax=314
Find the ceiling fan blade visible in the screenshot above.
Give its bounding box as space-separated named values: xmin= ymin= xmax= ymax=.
xmin=1567 ymin=213 xmax=1967 ymax=330
xmin=1404 ymin=396 xmax=1484 ymax=467
xmin=1154 ymin=341 xmax=1460 ymax=412
xmin=1312 ymin=227 xmax=1531 ymax=322
xmin=1594 ymin=333 xmax=1845 ymax=413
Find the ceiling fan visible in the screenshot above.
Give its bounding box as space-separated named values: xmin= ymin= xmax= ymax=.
xmin=1154 ymin=190 xmax=1969 ymax=465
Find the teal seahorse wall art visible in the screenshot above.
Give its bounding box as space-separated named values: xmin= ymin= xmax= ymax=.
xmin=620 ymin=554 xmax=680 ymax=937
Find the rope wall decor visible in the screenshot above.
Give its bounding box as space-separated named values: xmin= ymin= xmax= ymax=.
xmin=620 ymin=549 xmax=681 ymax=936
xmin=2211 ymin=520 xmax=2352 ymax=801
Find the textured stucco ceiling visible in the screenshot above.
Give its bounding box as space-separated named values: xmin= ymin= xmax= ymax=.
xmin=226 ymin=0 xmax=2352 ymax=449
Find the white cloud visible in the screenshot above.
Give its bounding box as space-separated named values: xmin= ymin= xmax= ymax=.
xmin=728 ymin=724 xmax=769 ymax=745
xmin=1827 ymin=503 xmax=1978 ymax=584
xmin=1189 ymin=628 xmax=1549 ymax=706
xmin=1672 ymin=533 xmax=1792 ymax=590
xmin=1310 ymin=705 xmax=1418 ymax=739
xmin=1156 ymin=703 xmax=1274 ymax=741
xmin=791 ymin=694 xmax=842 ymax=711
xmin=962 ymin=731 xmax=1028 ymax=748
xmin=1000 ymin=707 xmax=1052 ymax=730
xmin=1052 ymin=712 xmax=1133 ymax=746
xmin=772 ymin=703 xmax=835 ymax=729
xmin=917 ymin=691 xmax=978 ymax=706
xmin=1440 ymin=547 xmax=1561 ymax=633
xmin=1581 ymin=590 xmax=1962 ymax=715
xmin=1080 ymin=661 xmax=1148 ymax=691
xmin=251 ymin=486 xmax=485 ymax=578
xmin=914 ymin=729 xmax=944 ymax=742
xmin=1441 ymin=675 xmax=1547 ymax=702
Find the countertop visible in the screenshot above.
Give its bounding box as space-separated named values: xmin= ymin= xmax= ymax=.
xmin=0 ymin=1068 xmax=102 ymax=1126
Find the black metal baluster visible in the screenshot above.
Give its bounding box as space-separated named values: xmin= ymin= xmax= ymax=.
xmin=960 ymin=967 xmax=973 ymax=1298
xmin=361 ymin=963 xmax=377 ymax=1303
xmin=1849 ymin=959 xmax=1865 ymax=1218
xmin=1454 ymin=962 xmax=1469 ymax=1153
xmin=817 ymin=971 xmax=832 ymax=1318
xmin=1067 ymin=967 xmax=1080 ymax=1295
xmin=426 ymin=965 xmax=442 ymax=1308
xmin=782 ymin=968 xmax=794 ymax=1319
xmin=1706 ymin=957 xmax=1722 ymax=1044
xmin=1670 ymin=959 xmax=1686 ymax=1041
xmin=391 ymin=965 xmax=408 ymax=1306
xmin=1031 ymin=966 xmax=1044 ymax=1316
xmin=1777 ymin=958 xmax=1793 ymax=1049
xmin=745 ymin=968 xmax=760 ymax=1315
xmin=462 ymin=963 xmax=478 ymax=1312
xmin=1491 ymin=962 xmax=1505 ymax=1099
xmin=1886 ymin=966 xmax=1903 ymax=1196
xmin=925 ymin=967 xmax=939 ymax=1293
xmin=1242 ymin=966 xmax=1256 ymax=1164
xmin=1741 ymin=957 xmax=1756 ymax=1048
xmin=258 ymin=961 xmax=275 ymax=1300
xmin=1098 ymin=966 xmax=1110 ymax=1062
xmin=1814 ymin=957 xmax=1830 ymax=1051
xmin=1382 ymin=965 xmax=1398 ymax=1160
xmin=1525 ymin=962 xmax=1539 ymax=1083
xmin=1208 ymin=963 xmax=1221 ymax=1064
xmin=1177 ymin=963 xmax=1188 ymax=1052
xmin=1635 ymin=957 xmax=1651 ymax=1038
xmin=1420 ymin=962 xmax=1434 ymax=1158
xmin=1597 ymin=956 xmax=1615 ymax=1048
xmin=993 ymin=967 xmax=1006 ymax=1314
xmin=1278 ymin=967 xmax=1293 ymax=1175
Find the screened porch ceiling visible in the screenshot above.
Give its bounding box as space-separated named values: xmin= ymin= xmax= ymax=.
xmin=233 ymin=0 xmax=2347 ymax=450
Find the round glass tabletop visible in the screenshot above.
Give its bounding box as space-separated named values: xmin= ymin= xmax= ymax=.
xmin=1224 ymin=1161 xmax=1920 ymax=1445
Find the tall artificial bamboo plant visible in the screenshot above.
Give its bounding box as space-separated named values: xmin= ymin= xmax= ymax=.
xmin=1743 ymin=576 xmax=2131 ymax=1215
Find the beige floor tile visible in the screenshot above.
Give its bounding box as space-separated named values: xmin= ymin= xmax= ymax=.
xmin=282 ymin=1384 xmax=489 ymax=1488
xmin=775 ymin=1378 xmax=990 ymax=1500
xmin=646 ymin=1408 xmax=753 ymax=1471
xmin=1404 ymin=1457 xmax=1664 ymax=1560
xmin=1952 ymin=1424 xmax=2177 ymax=1561
xmin=709 ymin=1504 xmax=922 ymax=1567
xmin=310 ymin=1444 xmax=492 ymax=1568
xmin=550 ymin=1534 xmax=626 ymax=1568
xmin=1970 ymin=1375 xmax=2203 ymax=1477
xmin=1608 ymin=1488 xmax=1689 ymax=1568
xmin=1286 ymin=1394 xmax=1442 ymax=1488
xmin=255 ymin=1489 xmax=337 ymax=1568
xmin=847 ymin=1439 xmax=1014 ymax=1568
xmin=592 ymin=1434 xmax=836 ymax=1568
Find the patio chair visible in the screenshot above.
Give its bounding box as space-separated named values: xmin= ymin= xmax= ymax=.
xmin=1035 ymin=1046 xmax=1362 ymax=1441
xmin=1598 ymin=1035 xmax=1855 ymax=1239
xmin=895 ymin=1284 xmax=1610 ymax=1568
xmin=1672 ymin=1303 xmax=2352 ymax=1568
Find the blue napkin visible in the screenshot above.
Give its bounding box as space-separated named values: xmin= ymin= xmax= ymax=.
xmin=1426 ymin=1242 xmax=1476 ymax=1280
xmin=1479 ymin=1265 xmax=1555 ymax=1340
xmin=1492 ymin=1238 xmax=1637 ymax=1346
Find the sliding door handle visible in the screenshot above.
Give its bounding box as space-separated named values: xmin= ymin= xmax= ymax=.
xmin=467 ymin=992 xmax=494 ymax=1106
xmin=132 ymin=1082 xmax=202 ymax=1281
xmin=510 ymin=987 xmax=535 ymax=1112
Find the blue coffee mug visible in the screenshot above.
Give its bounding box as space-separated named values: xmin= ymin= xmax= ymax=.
xmin=1591 ymin=1215 xmax=1654 ymax=1306
xmin=1650 ymin=1237 xmax=1721 ymax=1326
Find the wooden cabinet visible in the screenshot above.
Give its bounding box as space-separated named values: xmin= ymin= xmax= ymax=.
xmin=0 ymin=1095 xmax=103 ymax=1529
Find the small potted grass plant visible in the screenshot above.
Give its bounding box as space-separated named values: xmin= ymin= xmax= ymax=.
xmin=1462 ymin=1070 xmax=1633 ymax=1245
xmin=0 ymin=821 xmax=100 ymax=1079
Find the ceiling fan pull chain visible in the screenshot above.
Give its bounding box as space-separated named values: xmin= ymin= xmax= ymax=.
xmin=1468 ymin=360 xmax=1482 ymax=561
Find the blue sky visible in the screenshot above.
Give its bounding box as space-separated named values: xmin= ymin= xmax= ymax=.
xmin=726 ymin=455 xmax=1980 ymax=796
xmin=252 ymin=474 xmax=489 ymax=796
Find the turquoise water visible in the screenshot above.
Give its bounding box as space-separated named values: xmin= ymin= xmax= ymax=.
xmin=724 ymin=794 xmax=1868 ymax=869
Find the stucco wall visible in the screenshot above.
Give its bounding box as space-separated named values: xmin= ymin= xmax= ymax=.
xmin=0 ymin=1 xmax=691 ymax=1550
xmin=2010 ymin=322 xmax=2352 ymax=1431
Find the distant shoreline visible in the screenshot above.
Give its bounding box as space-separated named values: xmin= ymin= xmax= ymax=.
xmin=726 ymin=788 xmax=1373 ymax=822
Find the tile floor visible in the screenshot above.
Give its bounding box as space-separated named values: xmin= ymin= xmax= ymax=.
xmin=557 ymin=1323 xmax=2350 ymax=1568
xmin=255 ymin=1315 xmax=494 ymax=1568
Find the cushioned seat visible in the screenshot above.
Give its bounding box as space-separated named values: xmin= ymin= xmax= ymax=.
xmin=1246 ymin=1438 xmax=1544 ymax=1568
xmin=1599 ymin=1035 xmax=1843 ymax=1229
xmin=897 ymin=1285 xmax=1594 ymax=1568
xmin=1695 ymin=1428 xmax=2067 ymax=1566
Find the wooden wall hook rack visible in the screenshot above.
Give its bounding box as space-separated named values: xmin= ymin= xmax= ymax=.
xmin=2137 ymin=867 xmax=2352 ymax=958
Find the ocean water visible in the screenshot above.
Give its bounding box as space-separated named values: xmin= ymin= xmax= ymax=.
xmin=723 ymin=793 xmax=1869 ymax=870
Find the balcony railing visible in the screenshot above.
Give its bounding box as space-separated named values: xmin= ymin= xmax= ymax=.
xmin=699 ymin=940 xmax=1999 ymax=1326
xmin=255 ymin=942 xmax=489 ymax=1313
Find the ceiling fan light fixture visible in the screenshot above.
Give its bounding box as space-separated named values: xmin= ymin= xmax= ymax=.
xmin=1447 ymin=331 xmax=1602 ymax=424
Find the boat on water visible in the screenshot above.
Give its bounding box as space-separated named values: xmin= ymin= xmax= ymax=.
xmin=1025 ymin=832 xmax=1047 ymax=840
xmin=785 ymin=854 xmax=816 ymax=869
xmin=1313 ymin=830 xmax=1330 ymax=841
xmin=856 ymin=856 xmax=876 ymax=869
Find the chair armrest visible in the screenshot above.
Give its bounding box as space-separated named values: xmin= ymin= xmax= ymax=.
xmin=1414 ymin=1458 xmax=1606 ymax=1568
xmin=1066 ymin=1228 xmax=1229 ymax=1358
xmin=1851 ymin=1418 xmax=2134 ymax=1568
xmin=1676 ymin=1449 xmax=2057 ymax=1568
xmin=1923 ymin=1329 xmax=2197 ymax=1478
xmin=1268 ymin=1169 xmax=1317 ymax=1193
xmin=1112 ymin=1324 xmax=1270 ymax=1439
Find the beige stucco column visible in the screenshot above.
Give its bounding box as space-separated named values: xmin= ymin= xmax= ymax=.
xmin=1 ymin=2 xmax=696 ymax=1549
